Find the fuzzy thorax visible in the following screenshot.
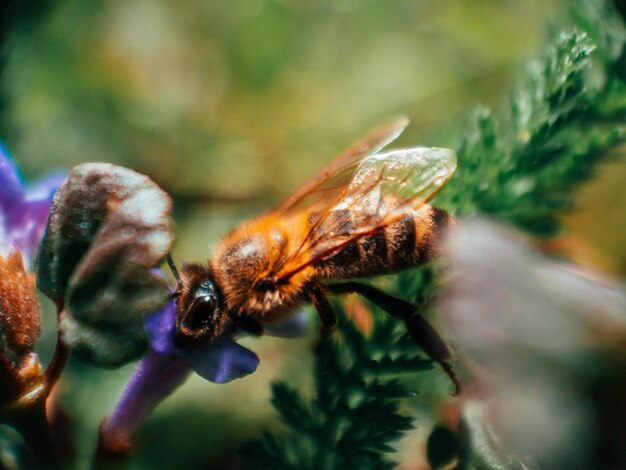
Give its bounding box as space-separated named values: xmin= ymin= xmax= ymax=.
xmin=210 ymin=221 xmax=312 ymax=319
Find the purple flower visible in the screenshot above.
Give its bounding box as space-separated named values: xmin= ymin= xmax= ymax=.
xmin=0 ymin=144 xmax=64 ymax=404
xmin=144 ymin=296 xmax=309 ymax=381
xmin=0 ymin=143 xmax=65 ymax=263
xmin=100 ymin=295 xmax=310 ymax=450
xmin=144 ymin=300 xmax=261 ymax=383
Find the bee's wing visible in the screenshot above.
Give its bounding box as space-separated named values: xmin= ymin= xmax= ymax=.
xmin=272 ymin=118 xmax=409 ymax=215
xmin=275 ymin=146 xmax=457 ymax=279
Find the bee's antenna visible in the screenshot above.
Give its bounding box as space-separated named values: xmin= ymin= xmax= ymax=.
xmin=167 ymin=254 xmax=182 ymax=287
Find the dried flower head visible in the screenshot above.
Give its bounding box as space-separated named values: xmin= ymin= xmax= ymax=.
xmin=36 ymin=163 xmax=175 ymax=367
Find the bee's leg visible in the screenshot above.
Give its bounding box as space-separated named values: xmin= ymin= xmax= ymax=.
xmin=325 ymin=282 xmax=461 ymax=395
xmin=232 ymin=316 xmax=264 ymax=337
xmin=309 ymin=284 xmax=338 ymax=338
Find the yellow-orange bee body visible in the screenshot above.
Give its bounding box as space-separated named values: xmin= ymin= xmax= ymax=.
xmin=210 ymin=203 xmax=450 ymax=320
xmin=172 ymin=118 xmax=461 ymax=393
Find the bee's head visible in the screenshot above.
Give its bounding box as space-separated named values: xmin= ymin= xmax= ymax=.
xmin=171 ymin=262 xmax=228 ymax=345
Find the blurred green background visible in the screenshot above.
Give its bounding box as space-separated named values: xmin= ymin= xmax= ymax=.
xmin=2 ymin=0 xmax=625 ymax=468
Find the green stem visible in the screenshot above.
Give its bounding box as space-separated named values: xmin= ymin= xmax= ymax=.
xmin=43 ymin=337 xmax=69 ymax=396
xmin=42 ymin=304 xmax=70 ymax=396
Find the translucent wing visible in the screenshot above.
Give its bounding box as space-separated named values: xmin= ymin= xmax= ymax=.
xmin=276 ymin=146 xmax=457 ymax=279
xmin=272 ymin=118 xmax=409 ymax=215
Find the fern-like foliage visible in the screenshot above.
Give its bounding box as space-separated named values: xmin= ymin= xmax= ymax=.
xmin=243 ymin=1 xmax=626 ymax=468
xmin=242 ymin=308 xmax=432 ymax=470
xmin=440 ymin=27 xmax=625 ymax=236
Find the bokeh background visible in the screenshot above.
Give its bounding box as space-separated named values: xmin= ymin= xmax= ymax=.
xmin=1 ymin=0 xmax=624 ymax=468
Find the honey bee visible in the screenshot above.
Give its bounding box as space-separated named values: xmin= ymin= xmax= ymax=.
xmin=169 ymin=118 xmax=460 ymax=393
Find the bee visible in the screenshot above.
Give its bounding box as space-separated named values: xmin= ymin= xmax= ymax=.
xmin=169 ymin=118 xmax=460 ymax=393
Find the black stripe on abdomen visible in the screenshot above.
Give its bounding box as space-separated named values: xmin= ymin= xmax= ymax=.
xmin=315 ymin=205 xmax=450 ymax=280
xmin=385 ymin=214 xmax=417 ymax=271
xmin=358 ymin=230 xmax=389 ymax=273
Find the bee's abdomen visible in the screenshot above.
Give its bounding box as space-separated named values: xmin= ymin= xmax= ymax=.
xmin=316 ymin=206 xmax=451 ymax=279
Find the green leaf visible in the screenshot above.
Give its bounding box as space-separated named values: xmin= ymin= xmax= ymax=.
xmin=270 ymin=382 xmax=312 ymax=433
xmin=242 ymin=304 xmax=420 ymax=470
xmin=437 ymin=29 xmax=626 ymax=238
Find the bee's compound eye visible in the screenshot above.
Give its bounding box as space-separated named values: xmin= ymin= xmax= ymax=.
xmin=182 ymin=295 xmax=218 ymax=334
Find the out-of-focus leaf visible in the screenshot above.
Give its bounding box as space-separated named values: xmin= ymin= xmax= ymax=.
xmin=440 ymin=219 xmax=626 ymax=469
xmin=36 ymin=163 xmax=173 ymax=367
xmin=440 ymin=219 xmax=626 ymax=367
xmin=0 ymin=250 xmax=40 ymax=365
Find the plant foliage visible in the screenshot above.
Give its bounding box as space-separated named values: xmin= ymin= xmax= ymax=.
xmin=242 ymin=309 xmax=431 ymax=469
xmin=243 ymin=1 xmax=626 ymax=467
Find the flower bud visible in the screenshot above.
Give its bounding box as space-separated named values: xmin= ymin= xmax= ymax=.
xmin=0 ymin=250 xmax=40 ymax=365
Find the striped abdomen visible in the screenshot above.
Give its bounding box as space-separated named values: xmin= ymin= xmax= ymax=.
xmin=315 ymin=205 xmax=451 ymax=279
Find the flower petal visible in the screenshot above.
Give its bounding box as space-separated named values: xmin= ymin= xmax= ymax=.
xmin=144 ymin=299 xmax=177 ymax=355
xmin=20 ymin=172 xmax=67 ymax=257
xmin=0 ymin=144 xmax=26 ymax=258
xmin=25 ymin=172 xmax=66 ymax=201
xmin=0 ymin=146 xmax=64 ymax=262
xmin=9 ymin=198 xmax=55 ymax=263
xmin=0 ymin=223 xmax=10 ymax=258
xmin=100 ymin=349 xmax=190 ymax=451
xmin=0 ymin=143 xmax=25 ymax=218
xmin=182 ymin=337 xmax=259 ymax=384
